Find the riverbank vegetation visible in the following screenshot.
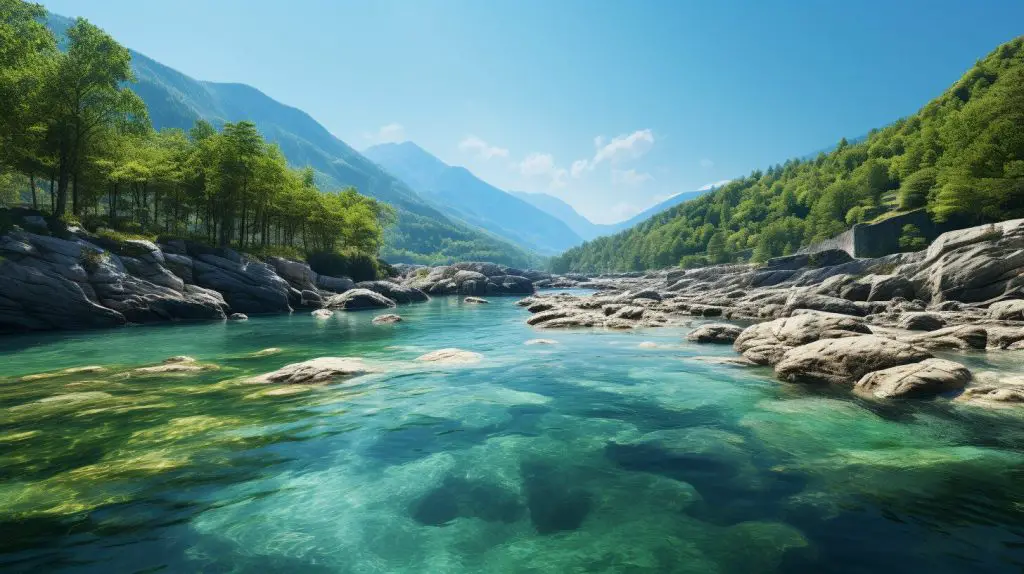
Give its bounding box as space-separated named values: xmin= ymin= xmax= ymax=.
xmin=0 ymin=0 xmax=393 ymax=263
xmin=551 ymin=37 xmax=1024 ymax=273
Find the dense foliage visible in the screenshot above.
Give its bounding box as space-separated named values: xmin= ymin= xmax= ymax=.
xmin=551 ymin=37 xmax=1024 ymax=273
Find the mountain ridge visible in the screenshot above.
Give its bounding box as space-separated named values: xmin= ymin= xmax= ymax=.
xmin=364 ymin=142 xmax=583 ymax=255
xmin=44 ymin=13 xmax=536 ymax=267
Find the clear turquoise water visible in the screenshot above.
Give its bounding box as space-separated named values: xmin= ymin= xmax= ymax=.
xmin=2 ymin=294 xmax=1024 ymax=573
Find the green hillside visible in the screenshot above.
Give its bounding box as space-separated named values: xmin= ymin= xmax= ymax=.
xmin=551 ymin=37 xmax=1024 ymax=273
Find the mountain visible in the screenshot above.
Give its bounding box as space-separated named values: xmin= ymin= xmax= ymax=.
xmin=363 ymin=142 xmax=583 ymax=255
xmin=45 ymin=13 xmax=534 ymax=267
xmin=612 ymin=189 xmax=713 ymax=230
xmin=551 ymin=36 xmax=1024 ymax=273
xmin=511 ymin=188 xmax=713 ymax=241
xmin=508 ymin=192 xmax=605 ymax=240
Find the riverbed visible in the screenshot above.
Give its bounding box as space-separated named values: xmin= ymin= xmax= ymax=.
xmin=1 ymin=294 xmax=1023 ymax=573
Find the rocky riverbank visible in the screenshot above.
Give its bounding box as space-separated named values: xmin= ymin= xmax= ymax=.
xmin=0 ymin=218 xmax=547 ymax=333
xmin=516 ymin=219 xmax=1024 ymax=408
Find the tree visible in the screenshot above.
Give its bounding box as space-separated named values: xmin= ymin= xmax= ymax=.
xmin=0 ymin=0 xmax=56 ymax=205
xmin=42 ymin=18 xmax=147 ymax=216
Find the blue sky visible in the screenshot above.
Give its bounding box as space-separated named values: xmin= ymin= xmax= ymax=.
xmin=41 ymin=0 xmax=1024 ymax=223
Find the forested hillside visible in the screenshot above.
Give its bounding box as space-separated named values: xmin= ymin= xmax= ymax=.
xmin=551 ymin=37 xmax=1024 ymax=273
xmin=28 ymin=11 xmax=536 ymax=268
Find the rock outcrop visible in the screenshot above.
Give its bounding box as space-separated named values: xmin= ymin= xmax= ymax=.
xmin=511 ymin=219 xmax=1024 ymax=408
xmin=774 ymin=335 xmax=933 ymax=386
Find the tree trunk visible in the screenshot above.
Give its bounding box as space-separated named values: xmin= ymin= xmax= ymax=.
xmin=55 ymin=148 xmax=70 ymax=217
xmin=49 ymin=174 xmax=55 ymax=214
xmin=29 ymin=173 xmax=38 ymax=210
xmin=109 ymin=183 xmax=118 ymax=228
xmin=72 ymin=168 xmax=80 ymax=216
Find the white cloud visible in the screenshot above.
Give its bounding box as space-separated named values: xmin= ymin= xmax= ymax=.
xmin=698 ymin=179 xmax=732 ymax=191
xmin=458 ymin=135 xmax=509 ymax=160
xmin=593 ymin=129 xmax=654 ymax=166
xmin=365 ymin=123 xmax=406 ymax=144
xmin=570 ymin=159 xmax=589 ymax=178
xmin=519 ymin=152 xmax=568 ymax=188
xmin=572 ymin=129 xmax=655 ymax=177
xmin=519 ymin=152 xmax=556 ymax=177
xmin=612 ymin=168 xmax=653 ymax=187
xmin=700 ymin=158 xmax=714 ymax=168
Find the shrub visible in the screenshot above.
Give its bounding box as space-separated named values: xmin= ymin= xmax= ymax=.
xmin=80 ymin=247 xmax=106 ymax=273
xmin=679 ymin=255 xmax=709 ymax=269
xmin=244 ymin=244 xmax=306 ymax=262
xmin=898 ymin=224 xmax=928 ymax=252
xmin=307 ymin=249 xmax=380 ymax=282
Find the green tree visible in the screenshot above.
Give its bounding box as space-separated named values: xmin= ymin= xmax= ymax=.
xmin=43 ymin=17 xmax=147 ymax=216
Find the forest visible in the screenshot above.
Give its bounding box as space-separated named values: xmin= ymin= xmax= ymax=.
xmin=551 ymin=37 xmax=1024 ymax=273
xmin=0 ymin=0 xmax=394 ymax=267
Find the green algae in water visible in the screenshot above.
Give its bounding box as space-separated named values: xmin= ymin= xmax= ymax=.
xmin=1 ymin=297 xmax=1024 ymax=572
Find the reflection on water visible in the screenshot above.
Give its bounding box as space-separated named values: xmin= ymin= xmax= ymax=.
xmin=1 ymin=295 xmax=1023 ymax=572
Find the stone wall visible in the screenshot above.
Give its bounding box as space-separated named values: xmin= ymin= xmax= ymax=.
xmin=800 ymin=209 xmax=967 ymax=258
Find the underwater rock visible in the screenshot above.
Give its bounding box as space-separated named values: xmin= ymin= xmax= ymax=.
xmin=775 ymin=335 xmax=932 ymax=386
xmin=249 ymin=357 xmax=380 ymax=384
xmin=415 ymin=348 xmax=483 ymax=364
xmin=132 ymin=356 xmax=217 ymax=375
xmin=525 ymin=339 xmax=558 ymax=345
xmin=687 ymin=323 xmax=744 ymax=344
xmin=229 ymin=312 xmax=248 ymax=321
xmin=854 ymin=358 xmax=971 ymax=399
xmin=464 ymin=296 xmax=489 ymax=304
xmin=372 ymin=313 xmax=403 ymax=324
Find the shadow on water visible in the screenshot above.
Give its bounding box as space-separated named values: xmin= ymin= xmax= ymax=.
xmin=362 ymin=415 xmax=491 ymax=466
xmin=520 ymin=460 xmax=593 ymax=535
xmin=410 ymin=476 xmax=523 ymax=526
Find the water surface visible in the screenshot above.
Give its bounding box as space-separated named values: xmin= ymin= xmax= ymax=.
xmin=2 ymin=295 xmax=1023 ymax=573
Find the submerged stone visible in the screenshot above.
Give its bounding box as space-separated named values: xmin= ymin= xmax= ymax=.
xmin=415 ymin=348 xmax=483 ymax=364
xmin=249 ymin=357 xmax=380 ymax=384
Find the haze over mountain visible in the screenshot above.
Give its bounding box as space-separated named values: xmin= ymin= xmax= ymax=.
xmin=511 ymin=188 xmax=713 ymax=241
xmin=364 ymin=142 xmax=583 ymax=255
xmin=43 ymin=13 xmax=535 ymax=267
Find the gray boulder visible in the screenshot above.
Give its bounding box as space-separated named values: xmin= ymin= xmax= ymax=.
xmin=897 ymin=312 xmax=947 ymax=331
xmin=193 ymin=254 xmax=292 ymax=314
xmin=854 ymin=358 xmax=971 ymax=399
xmin=267 ymin=257 xmax=318 ymax=291
xmin=733 ymin=311 xmax=871 ymax=365
xmin=355 ymin=280 xmax=429 ymax=304
xmin=775 ymin=335 xmax=932 ymax=386
xmin=325 ymin=288 xmax=397 ymax=311
xmin=686 ymin=323 xmax=744 ymax=344
xmin=989 ymin=299 xmax=1024 ymax=320
xmin=317 ymin=274 xmax=355 ymax=293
